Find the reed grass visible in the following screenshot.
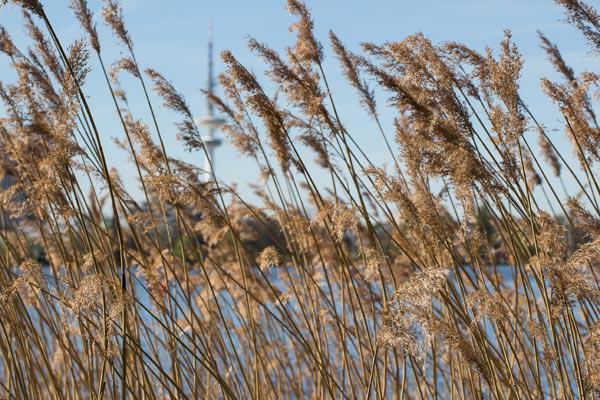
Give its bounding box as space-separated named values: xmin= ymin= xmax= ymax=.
xmin=1 ymin=0 xmax=600 ymax=398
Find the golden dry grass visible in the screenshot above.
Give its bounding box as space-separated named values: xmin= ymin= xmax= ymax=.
xmin=1 ymin=0 xmax=600 ymax=398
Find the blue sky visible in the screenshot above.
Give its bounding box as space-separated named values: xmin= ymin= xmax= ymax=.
xmin=0 ymin=0 xmax=593 ymax=203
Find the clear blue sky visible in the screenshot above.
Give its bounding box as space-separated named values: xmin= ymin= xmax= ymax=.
xmin=0 ymin=0 xmax=592 ymax=202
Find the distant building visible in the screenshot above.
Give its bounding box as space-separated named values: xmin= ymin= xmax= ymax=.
xmin=194 ymin=22 xmax=224 ymax=182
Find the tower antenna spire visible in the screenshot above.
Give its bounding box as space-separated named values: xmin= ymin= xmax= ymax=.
xmin=207 ymin=18 xmax=214 ymax=115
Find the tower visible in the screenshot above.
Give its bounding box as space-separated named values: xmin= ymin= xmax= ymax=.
xmin=195 ymin=21 xmax=224 ymax=182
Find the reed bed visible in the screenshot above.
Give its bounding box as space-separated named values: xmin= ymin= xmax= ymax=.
xmin=0 ymin=0 xmax=600 ymax=398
